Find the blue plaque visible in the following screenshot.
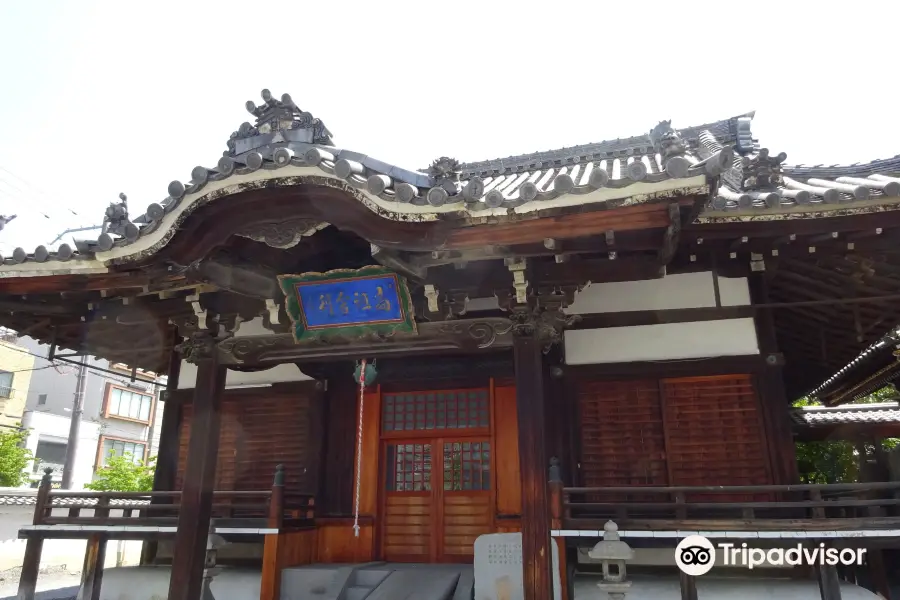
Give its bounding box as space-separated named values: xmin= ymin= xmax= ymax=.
xmin=278 ymin=266 xmax=416 ymax=341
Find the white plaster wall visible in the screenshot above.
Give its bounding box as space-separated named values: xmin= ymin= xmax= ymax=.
xmin=177 ymin=362 xmax=313 ymax=390
xmin=563 ymin=272 xmax=759 ymax=365
xmin=565 ymin=319 xmax=759 ymax=365
xmin=565 ymin=271 xmax=751 ymax=313
xmin=21 ymin=410 xmax=101 ymax=489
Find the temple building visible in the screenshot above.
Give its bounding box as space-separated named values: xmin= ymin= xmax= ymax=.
xmin=4 ymin=90 xmax=900 ymax=600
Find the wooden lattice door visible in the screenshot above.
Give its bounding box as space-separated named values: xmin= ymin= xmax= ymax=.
xmin=382 ymin=440 xmax=434 ymax=561
xmin=379 ymin=388 xmax=493 ymax=563
xmin=438 ymin=439 xmax=492 ymax=562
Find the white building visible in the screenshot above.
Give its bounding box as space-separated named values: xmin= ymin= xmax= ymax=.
xmin=17 ymin=337 xmax=166 ymax=489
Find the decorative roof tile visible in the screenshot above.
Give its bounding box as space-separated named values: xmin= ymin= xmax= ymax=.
xmin=790 ymin=403 xmax=900 ymax=426
xmin=2 ymin=91 xmax=899 ymax=269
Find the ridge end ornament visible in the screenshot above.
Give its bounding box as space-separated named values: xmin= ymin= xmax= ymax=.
xmin=649 ymin=120 xmax=687 ymax=165
xmin=277 ymin=265 xmax=417 ymax=343
xmin=427 ymin=156 xmax=462 ymax=193
xmin=227 ymin=89 xmax=333 ymax=155
xmin=741 ymin=148 xmax=787 ymax=191
xmin=99 ymin=193 xmax=139 ymax=248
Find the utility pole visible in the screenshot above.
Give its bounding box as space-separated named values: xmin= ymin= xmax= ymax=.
xmin=61 ymin=355 xmax=88 ymax=489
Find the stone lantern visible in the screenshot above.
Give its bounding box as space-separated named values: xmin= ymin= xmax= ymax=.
xmin=201 ymin=529 xmax=226 ymax=600
xmin=588 ymin=521 xmax=634 ymax=599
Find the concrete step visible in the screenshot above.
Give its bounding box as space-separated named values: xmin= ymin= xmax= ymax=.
xmin=451 ymin=568 xmax=474 ymax=600
xmin=281 ymin=566 xmax=338 ymax=599
xmin=351 ymin=569 xmax=391 ymax=589
xmin=365 ymin=569 xmax=460 ymax=600
xmin=344 ymin=585 xmax=374 ymax=600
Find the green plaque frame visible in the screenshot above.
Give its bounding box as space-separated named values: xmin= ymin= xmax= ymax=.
xmin=277 ymin=265 xmax=417 ymax=342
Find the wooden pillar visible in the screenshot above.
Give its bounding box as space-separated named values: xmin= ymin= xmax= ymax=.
xmin=749 ymin=272 xmax=799 ymax=485
xmin=679 ymin=571 xmax=698 ymax=600
xmin=514 ymin=331 xmax=553 ymax=600
xmin=17 ymin=468 xmax=53 ymax=600
xmin=866 ymin=546 xmax=892 ymax=600
xmin=816 ymin=561 xmax=843 ymax=600
xmin=153 ymin=345 xmax=183 ymax=492
xmin=77 ymin=536 xmax=107 ymax=600
xmin=260 ymin=465 xmax=286 ymax=600
xmin=17 ymin=540 xmax=43 ymax=600
xmin=319 ymin=370 xmax=356 ymax=516
xmin=167 ymin=346 xmax=226 ymax=600
xmin=141 ymin=343 xmax=183 ymax=566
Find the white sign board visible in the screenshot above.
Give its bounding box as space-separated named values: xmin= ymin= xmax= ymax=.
xmin=474 ymin=533 xmax=562 ymax=600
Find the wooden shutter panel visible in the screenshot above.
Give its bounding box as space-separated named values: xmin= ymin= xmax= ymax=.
xmin=577 ymin=380 xmax=668 ymax=501
xmin=662 ymin=375 xmax=771 ymax=501
xmin=174 ymin=386 xmax=323 ymax=510
xmin=233 ymin=390 xmax=320 ymax=507
xmin=174 ymin=402 xmax=240 ymax=492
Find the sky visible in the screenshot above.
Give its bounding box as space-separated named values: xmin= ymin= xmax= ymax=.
xmin=1 ymin=0 xmax=899 ymax=256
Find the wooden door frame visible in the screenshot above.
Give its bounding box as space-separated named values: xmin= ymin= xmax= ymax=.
xmin=380 ymin=437 xmax=437 ymax=563
xmin=376 ymin=383 xmax=497 ymax=563
xmin=435 ymin=435 xmax=493 ymax=563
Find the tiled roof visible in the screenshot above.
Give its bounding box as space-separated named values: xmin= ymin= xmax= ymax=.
xmin=790 ymin=402 xmax=900 ymax=426
xmin=2 ymin=89 xmax=900 ymax=270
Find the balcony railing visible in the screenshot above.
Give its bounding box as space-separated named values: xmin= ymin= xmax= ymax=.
xmin=549 ymin=479 xmax=900 ymax=532
xmin=22 ymin=465 xmax=314 ymax=537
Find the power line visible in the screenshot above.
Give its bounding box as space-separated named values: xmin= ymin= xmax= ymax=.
xmin=0 ymin=165 xmax=79 ymax=217
xmin=1 ymin=342 xmax=162 ymax=383
xmin=48 ymin=225 xmax=102 ymax=245
xmin=6 ymin=364 xmax=61 ymax=374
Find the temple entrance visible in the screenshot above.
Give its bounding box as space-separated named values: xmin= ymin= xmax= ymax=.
xmin=378 ymin=389 xmax=493 ymax=563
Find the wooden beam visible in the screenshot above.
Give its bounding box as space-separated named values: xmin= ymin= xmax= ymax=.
xmin=447 ymin=201 xmax=672 ymax=249
xmin=513 ymin=331 xmax=553 ymax=600
xmin=781 ymin=257 xmax=900 ymax=298
xmin=564 ymin=516 xmax=900 ymax=531
xmin=532 ymin=257 xmax=664 ymax=286
xmin=166 ymin=352 xmax=226 ymax=600
xmin=658 ymin=203 xmax=681 ymax=266
xmin=685 ymin=210 xmax=900 ymax=240
xmin=566 ymin=355 xmax=768 ymax=380
xmin=570 ymin=306 xmax=753 ymax=329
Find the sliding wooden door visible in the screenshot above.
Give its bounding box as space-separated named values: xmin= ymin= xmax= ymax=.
xmin=379 ymin=389 xmax=494 ymax=563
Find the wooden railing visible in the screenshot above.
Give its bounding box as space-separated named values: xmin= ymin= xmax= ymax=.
xmin=28 ymin=465 xmax=315 ymax=534
xmin=549 ymin=476 xmax=900 ymax=532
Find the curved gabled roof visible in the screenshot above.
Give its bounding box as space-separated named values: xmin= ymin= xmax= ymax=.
xmin=2 ymin=90 xmax=900 ymax=274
